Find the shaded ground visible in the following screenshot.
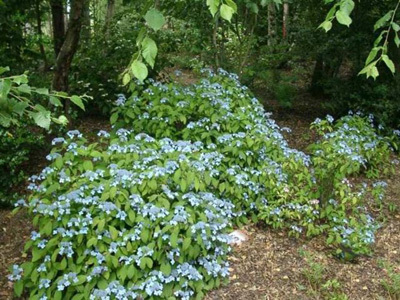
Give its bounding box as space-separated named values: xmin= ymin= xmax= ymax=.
xmin=1 ymin=88 xmax=399 ymax=300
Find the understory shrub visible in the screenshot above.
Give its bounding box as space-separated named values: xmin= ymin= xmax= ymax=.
xmin=0 ymin=125 xmax=44 ymax=207
xmin=10 ymin=69 xmax=397 ymax=299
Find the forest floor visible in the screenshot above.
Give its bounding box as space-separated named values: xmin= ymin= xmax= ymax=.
xmin=1 ymin=85 xmax=400 ymax=300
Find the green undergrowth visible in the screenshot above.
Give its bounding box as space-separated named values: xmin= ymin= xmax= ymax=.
xmin=9 ymin=69 xmax=398 ymax=299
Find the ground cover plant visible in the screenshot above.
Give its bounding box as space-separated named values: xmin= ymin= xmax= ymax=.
xmin=8 ymin=69 xmax=399 ymax=299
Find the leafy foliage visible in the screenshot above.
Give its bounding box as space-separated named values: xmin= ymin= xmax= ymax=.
xmin=9 ymin=70 xmax=398 ymax=298
xmin=0 ymin=124 xmax=44 ymax=207
xmin=321 ymin=0 xmax=400 ymax=79
xmin=0 ymin=67 xmax=88 ymax=129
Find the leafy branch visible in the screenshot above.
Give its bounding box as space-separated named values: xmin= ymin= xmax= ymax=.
xmin=0 ymin=67 xmax=90 ymax=129
xmin=320 ymin=0 xmax=400 ymax=79
xmin=124 ymin=0 xmax=238 ymax=85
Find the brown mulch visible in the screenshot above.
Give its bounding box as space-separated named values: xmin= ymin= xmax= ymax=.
xmin=1 ymin=95 xmax=400 ymax=300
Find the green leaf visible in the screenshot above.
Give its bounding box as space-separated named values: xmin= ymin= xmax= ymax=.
xmin=365 ymin=48 xmax=379 ymax=65
xmin=128 ymin=210 xmax=135 ymax=223
xmin=336 ymin=10 xmax=352 ymax=27
xmin=32 ymin=247 xmax=45 ymax=262
xmin=142 ymin=37 xmax=158 ymax=68
xmin=70 ymin=95 xmax=85 ymax=111
xmin=0 ymin=79 xmax=12 ymax=99
xmin=52 ymin=115 xmax=68 ymax=126
xmin=57 ymin=258 xmax=67 ymax=270
xmin=122 ymin=73 xmax=131 ymax=86
xmin=35 ymin=88 xmax=49 ymax=95
xmin=382 ymin=55 xmax=396 ymax=73
xmin=374 ymin=10 xmax=393 ymax=31
xmin=392 ymin=22 xmax=400 ymax=32
xmin=170 ymin=227 xmax=179 ymax=248
xmin=160 ymin=262 xmax=171 ymax=276
xmin=87 ymin=237 xmax=97 ymax=247
xmin=109 ymin=225 xmax=119 ymax=240
xmin=220 ymin=4 xmax=234 ymax=21
xmin=140 ymin=257 xmax=153 ymax=270
xmin=14 ymin=280 xmax=23 ymax=297
xmin=0 ymin=111 xmax=11 ymax=127
xmin=246 ymin=2 xmax=258 ymax=14
xmin=360 ymin=63 xmax=380 ymax=80
xmin=31 ymin=108 xmax=51 ymax=130
xmin=0 ymin=66 xmax=10 ymax=75
xmin=182 ymin=237 xmax=191 ymax=251
xmin=395 ymin=32 xmax=400 ymax=47
xmin=49 ymin=96 xmax=62 ymax=107
xmin=340 ymin=0 xmax=354 ymax=15
xmin=180 ymin=178 xmax=187 ymax=192
xmin=110 ymin=112 xmax=118 ymax=124
xmin=17 ymin=84 xmax=31 ymax=94
xmin=12 ymin=102 xmax=28 ymax=116
xmin=54 ymin=291 xmax=63 ymax=300
xmin=71 ymin=294 xmax=85 ymax=300
xmin=225 ymin=0 xmax=237 ymax=12
xmin=144 ymin=8 xmax=166 ymax=31
xmin=206 ymin=0 xmax=220 ymax=16
xmin=319 ymin=21 xmax=333 ymax=32
xmin=83 ymin=160 xmax=94 ymax=171
xmin=131 ymin=60 xmax=148 ymax=82
xmin=42 ymin=220 xmax=53 ymax=235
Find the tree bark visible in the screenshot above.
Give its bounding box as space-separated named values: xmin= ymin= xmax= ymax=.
xmin=268 ymin=3 xmax=276 ymax=46
xmin=50 ymin=0 xmax=66 ymax=57
xmin=282 ymin=1 xmax=289 ymax=39
xmin=310 ymin=56 xmax=324 ymax=94
xmin=35 ymin=0 xmax=48 ymax=70
xmin=81 ymin=0 xmax=91 ymax=41
xmin=52 ymin=0 xmax=86 ymax=94
xmin=104 ymin=0 xmax=115 ymax=36
xmin=212 ymin=16 xmax=220 ymax=68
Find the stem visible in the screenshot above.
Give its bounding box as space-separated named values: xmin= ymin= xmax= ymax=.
xmin=383 ymin=0 xmax=400 ymax=53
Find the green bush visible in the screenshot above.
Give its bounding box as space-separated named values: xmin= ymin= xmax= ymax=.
xmin=0 ymin=125 xmax=44 ymax=207
xmin=308 ymin=113 xmax=394 ymax=256
xmin=10 ymin=69 xmax=397 ymax=299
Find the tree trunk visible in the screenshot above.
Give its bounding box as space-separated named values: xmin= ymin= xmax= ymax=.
xmin=52 ymin=0 xmax=86 ymax=94
xmin=310 ymin=56 xmax=324 ymax=94
xmin=212 ymin=16 xmax=220 ymax=68
xmin=282 ymin=1 xmax=289 ymax=39
xmin=81 ymin=0 xmax=91 ymax=41
xmin=35 ymin=0 xmax=48 ymax=70
xmin=50 ymin=0 xmax=66 ymax=57
xmin=104 ymin=0 xmax=115 ymax=36
xmin=155 ymin=0 xmax=161 ymax=9
xmin=268 ymin=3 xmax=276 ymax=46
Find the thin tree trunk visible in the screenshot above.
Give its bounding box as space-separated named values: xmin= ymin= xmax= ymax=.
xmin=240 ymin=14 xmax=258 ymax=74
xmin=155 ymin=0 xmax=161 ymax=9
xmin=310 ymin=56 xmax=324 ymax=94
xmin=104 ymin=0 xmax=115 ymax=37
xmin=35 ymin=0 xmax=48 ymax=70
xmin=212 ymin=16 xmax=220 ymax=68
xmin=81 ymin=0 xmax=91 ymax=41
xmin=268 ymin=3 xmax=276 ymax=46
xmin=52 ymin=0 xmax=86 ymax=95
xmin=50 ymin=0 xmax=66 ymax=57
xmin=283 ymin=1 xmax=289 ymax=39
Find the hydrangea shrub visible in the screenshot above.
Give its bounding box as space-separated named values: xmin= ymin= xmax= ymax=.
xmin=13 ymin=132 xmax=236 ymax=299
xmin=11 ymin=69 xmax=397 ymax=298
